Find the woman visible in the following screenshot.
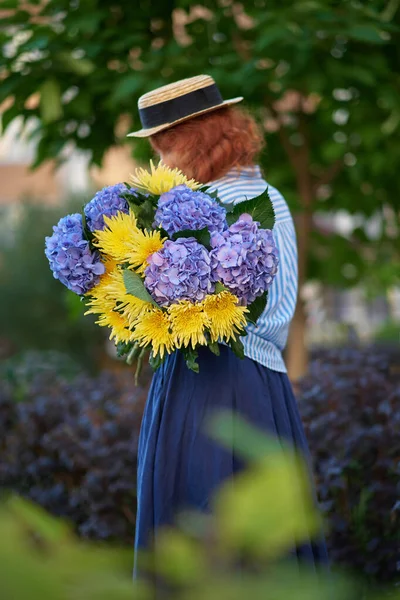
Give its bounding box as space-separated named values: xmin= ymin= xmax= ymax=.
xmin=128 ymin=75 xmax=328 ymax=573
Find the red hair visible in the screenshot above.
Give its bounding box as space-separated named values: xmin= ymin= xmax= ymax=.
xmin=149 ymin=107 xmax=264 ymax=183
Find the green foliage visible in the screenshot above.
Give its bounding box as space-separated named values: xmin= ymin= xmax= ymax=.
xmin=122 ymin=189 xmax=157 ymax=229
xmin=246 ymin=291 xmax=268 ymax=325
xmin=0 ymin=350 xmax=82 ymax=402
xmin=1 ymin=415 xmax=391 ymax=599
xmin=373 ymin=319 xmax=400 ymax=343
xmin=171 ymin=227 xmax=211 ymax=249
xmin=299 ymin=345 xmax=399 ymax=583
xmin=1 ymin=0 xmax=399 ymax=290
xmin=225 ymin=188 xmax=276 ymax=230
xmin=123 ymin=269 xmax=159 ymax=307
xmin=0 ymin=201 xmax=103 ymax=368
xmin=1 ymin=349 xmax=398 ymax=588
xmin=182 ymin=345 xmax=200 ymax=373
xmin=214 ymin=282 xmax=229 ymax=294
xmin=228 ymin=335 xmax=246 ymax=359
xmin=0 ymin=497 xmax=147 ymax=600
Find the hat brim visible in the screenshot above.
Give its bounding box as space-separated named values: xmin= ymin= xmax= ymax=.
xmin=127 ymin=97 xmax=244 ymax=138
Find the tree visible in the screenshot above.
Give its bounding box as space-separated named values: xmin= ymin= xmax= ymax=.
xmin=1 ymin=0 xmax=399 ymax=378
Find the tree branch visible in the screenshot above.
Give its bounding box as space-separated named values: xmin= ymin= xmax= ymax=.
xmin=313 ymin=159 xmax=344 ymax=191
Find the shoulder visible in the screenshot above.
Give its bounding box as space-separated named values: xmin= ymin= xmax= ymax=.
xmin=208 ymin=168 xmax=293 ymax=225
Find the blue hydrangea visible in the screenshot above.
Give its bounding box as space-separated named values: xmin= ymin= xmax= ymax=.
xmin=210 ymin=213 xmax=279 ymax=305
xmin=144 ymin=237 xmax=214 ymax=306
xmin=154 ymin=185 xmax=227 ymax=235
xmin=45 ymin=213 xmax=105 ymax=295
xmin=84 ymin=183 xmax=131 ymax=232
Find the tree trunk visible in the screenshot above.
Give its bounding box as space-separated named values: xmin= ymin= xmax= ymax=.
xmin=286 ymin=178 xmax=313 ymax=382
xmin=272 ymin=111 xmax=316 ymax=381
xmin=286 ymin=298 xmax=308 ymax=383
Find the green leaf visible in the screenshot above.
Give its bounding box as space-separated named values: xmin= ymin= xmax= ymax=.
xmin=125 ymin=202 xmax=141 ymax=218
xmin=140 ymin=198 xmax=156 ymax=221
xmin=348 ymin=25 xmax=387 ymax=44
xmin=9 ymin=497 xmax=70 ymax=543
xmin=0 ymin=74 xmax=21 ymax=104
xmin=182 ymin=347 xmax=199 ymax=373
xmin=149 ymin=350 xmax=167 ymax=371
xmin=208 ymin=341 xmax=220 ymax=356
xmin=226 ymin=188 xmax=275 ymax=230
xmin=214 ymin=450 xmax=319 ymax=558
xmin=1 ymin=102 xmax=20 ymax=131
xmin=81 ymin=211 xmax=94 ymax=244
xmin=121 ymin=190 xmax=148 ymax=205
xmin=228 ymin=336 xmax=245 ymax=360
xmin=40 ymin=79 xmax=62 ymax=124
xmin=209 ymin=411 xmax=285 ymax=462
xmin=214 ymin=282 xmax=229 ymax=294
xmin=55 ymin=52 xmax=95 ymax=75
xmin=126 ymin=343 xmax=142 ymax=365
xmin=111 ymin=74 xmax=146 ymax=102
xmin=157 ymin=227 xmax=170 ymax=239
xmin=246 ymin=292 xmax=268 ymax=325
xmin=202 ymin=188 xmax=220 ymax=201
xmin=254 ymin=25 xmax=289 ymax=52
xmin=116 ymin=341 xmax=134 ymax=357
xmin=171 ymin=227 xmax=211 ymax=248
xmin=0 ymin=0 xmax=18 ymax=7
xmin=123 ymin=270 xmax=159 ymax=307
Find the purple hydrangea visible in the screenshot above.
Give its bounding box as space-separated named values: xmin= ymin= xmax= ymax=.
xmin=154 ymin=185 xmax=227 ymax=235
xmin=144 ymin=237 xmax=214 ymax=306
xmin=210 ymin=213 xmax=279 ymax=305
xmin=84 ymin=183 xmax=131 ymax=232
xmin=45 ymin=213 xmax=105 ymax=295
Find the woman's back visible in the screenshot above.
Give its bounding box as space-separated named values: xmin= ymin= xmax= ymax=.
xmin=132 ymin=76 xmax=328 ymax=581
xmin=208 ymin=165 xmax=298 ymax=373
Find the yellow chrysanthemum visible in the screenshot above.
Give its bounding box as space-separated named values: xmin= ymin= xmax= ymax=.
xmin=131 ymin=309 xmax=175 ymax=359
xmin=84 ymin=293 xmax=116 ymax=317
xmin=107 ymin=268 xmax=153 ymax=322
xmin=121 ymin=294 xmax=153 ymax=327
xmin=97 ymin=310 xmax=134 ymax=344
xmin=127 ymin=229 xmax=166 ymax=274
xmin=100 ymin=267 xmax=127 ymax=299
xmin=85 ymin=266 xmax=152 ymax=324
xmin=168 ymin=301 xmax=210 ymax=349
xmin=93 ymin=211 xmax=139 ymax=262
xmin=202 ymin=291 xmax=248 ymax=342
xmin=84 ymin=260 xmax=119 ymax=315
xmin=130 ymin=160 xmax=201 ymax=195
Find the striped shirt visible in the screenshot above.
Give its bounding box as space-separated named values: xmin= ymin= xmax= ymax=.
xmin=208 ymin=165 xmax=298 ymax=373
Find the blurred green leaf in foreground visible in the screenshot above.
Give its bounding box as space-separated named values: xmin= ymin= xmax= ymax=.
xmin=0 ymin=414 xmax=395 ymax=599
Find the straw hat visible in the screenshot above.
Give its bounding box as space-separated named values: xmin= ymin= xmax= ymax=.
xmin=127 ymin=74 xmax=243 ymax=138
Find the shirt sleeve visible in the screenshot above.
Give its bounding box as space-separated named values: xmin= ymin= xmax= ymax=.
xmin=248 ymin=219 xmax=298 ymax=351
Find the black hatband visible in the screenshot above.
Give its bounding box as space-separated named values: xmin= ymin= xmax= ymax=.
xmin=139 ymin=84 xmax=224 ymax=130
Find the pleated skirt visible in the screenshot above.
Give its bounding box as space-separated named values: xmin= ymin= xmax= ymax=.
xmin=134 ymin=345 xmax=328 ymax=575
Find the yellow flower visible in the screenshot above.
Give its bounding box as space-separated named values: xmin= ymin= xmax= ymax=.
xmin=84 ymin=261 xmax=118 ymax=315
xmin=131 ymin=309 xmax=175 ymax=359
xmin=168 ymin=301 xmax=209 ymax=349
xmin=84 ymin=293 xmax=116 ymax=317
xmin=97 ymin=310 xmax=134 ymax=344
xmin=93 ymin=211 xmax=139 ymax=262
xmin=127 ymin=229 xmax=166 ymax=274
xmin=85 ymin=266 xmax=152 ymax=324
xmin=130 ymin=160 xmax=201 ymax=195
xmin=202 ymin=291 xmax=248 ymax=342
xmin=121 ymin=294 xmax=153 ymax=327
xmin=100 ymin=267 xmax=127 ymax=299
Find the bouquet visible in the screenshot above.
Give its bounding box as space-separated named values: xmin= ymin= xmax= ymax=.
xmin=45 ymin=162 xmax=279 ymax=379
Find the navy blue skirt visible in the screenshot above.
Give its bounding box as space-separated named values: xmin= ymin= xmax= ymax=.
xmin=134 ymin=345 xmax=328 ymax=572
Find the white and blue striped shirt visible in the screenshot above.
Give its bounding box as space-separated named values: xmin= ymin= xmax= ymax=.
xmin=208 ymin=165 xmax=298 ymax=373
